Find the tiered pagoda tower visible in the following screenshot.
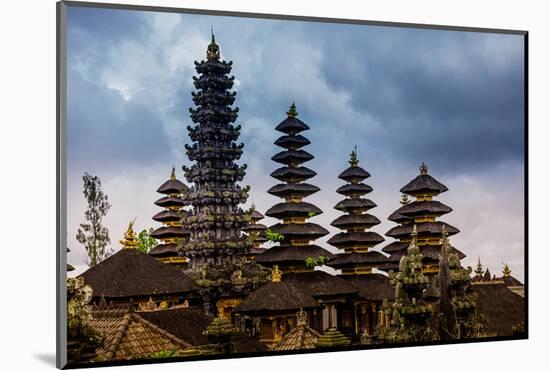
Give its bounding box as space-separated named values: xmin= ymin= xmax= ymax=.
xmin=326 ymin=148 xmax=387 ymax=274
xmin=240 ymin=206 xmax=267 ymax=260
xmin=149 ymin=168 xmax=190 ymax=267
xmin=325 ymin=148 xmax=391 ymax=339
xmin=180 ymin=34 xmax=252 ymax=270
xmin=255 ymin=103 xmax=331 ymax=270
xmin=383 ymin=163 xmax=465 ymax=276
xmin=235 ymin=105 xmax=357 ymax=348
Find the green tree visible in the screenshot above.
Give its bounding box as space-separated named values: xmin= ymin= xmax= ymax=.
xmin=76 ymin=173 xmax=112 ymax=267
xmin=137 ymin=228 xmax=158 ymax=253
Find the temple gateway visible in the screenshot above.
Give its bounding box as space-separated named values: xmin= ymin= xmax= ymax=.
xmin=69 ymin=34 xmax=525 ymax=364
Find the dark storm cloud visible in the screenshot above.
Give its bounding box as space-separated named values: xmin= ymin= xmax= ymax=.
xmin=67 ymin=68 xmax=172 ymax=173
xmin=311 ymin=25 xmax=524 ymax=172
xmin=67 ymin=6 xmax=149 ymax=47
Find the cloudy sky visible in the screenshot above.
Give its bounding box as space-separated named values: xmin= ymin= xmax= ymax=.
xmin=66 ymin=5 xmax=525 ymax=281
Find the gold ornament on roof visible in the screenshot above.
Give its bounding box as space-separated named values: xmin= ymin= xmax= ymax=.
xmin=271 ymin=265 xmax=283 ymax=282
xmin=170 ymin=166 xmax=176 ymax=180
xmin=503 ymin=263 xmax=512 ymax=276
xmin=419 ymin=162 xmax=428 ymax=175
xmin=206 ymin=29 xmax=220 ymax=61
xmin=286 ymin=102 xmax=298 ymax=118
xmin=296 ymin=307 xmax=308 ymax=326
xmin=348 ymin=146 xmax=359 ymax=166
xmin=120 ymin=220 xmax=139 ymax=249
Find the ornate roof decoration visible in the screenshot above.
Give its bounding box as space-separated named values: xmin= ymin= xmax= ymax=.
xmin=206 ymin=32 xmax=220 ymax=61
xmin=119 ymin=221 xmax=139 ymax=249
xmin=272 ymin=309 xmax=320 ymax=351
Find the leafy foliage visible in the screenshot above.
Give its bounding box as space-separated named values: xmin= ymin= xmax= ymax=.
xmin=137 ymin=227 xmax=158 ymax=253
xmin=305 ymin=255 xmax=328 ymax=268
xmin=265 ymin=228 xmax=284 ymax=242
xmin=76 ymin=173 xmax=112 ymax=267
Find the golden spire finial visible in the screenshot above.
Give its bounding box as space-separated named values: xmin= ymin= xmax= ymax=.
xmin=400 ymin=194 xmax=410 ymax=205
xmin=170 ymin=166 xmax=176 ymax=180
xmin=419 ymin=162 xmax=428 ymax=175
xmin=120 ymin=219 xmax=139 ymax=249
xmin=206 ymin=27 xmax=220 ymax=61
xmin=348 ymin=145 xmax=359 ymax=166
xmin=286 ymin=102 xmax=298 ymax=118
xmin=503 ymin=263 xmax=511 ymax=276
xmin=271 ymin=265 xmax=283 ymax=283
xmin=475 ymin=257 xmax=484 ymax=277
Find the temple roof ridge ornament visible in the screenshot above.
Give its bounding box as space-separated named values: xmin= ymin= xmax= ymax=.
xmin=207 ymin=28 xmax=220 ymax=61
xmin=170 ymin=166 xmax=176 ymax=180
xmin=348 ymin=145 xmax=359 ymax=167
xmin=503 ymin=263 xmax=512 ymax=276
xmin=420 ymin=162 xmax=428 ymax=175
xmin=120 ymin=219 xmax=139 ymax=249
xmin=286 ymin=102 xmax=298 ymax=118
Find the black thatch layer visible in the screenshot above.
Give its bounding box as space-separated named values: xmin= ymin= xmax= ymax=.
xmin=336 ymin=183 xmax=373 ymax=197
xmin=341 ymin=274 xmax=393 ymax=301
xmin=79 ymin=249 xmax=198 ymax=298
xmin=255 ymin=245 xmax=333 ymax=267
xmin=150 ymin=226 xmax=189 ymax=239
xmin=149 ymin=243 xmax=179 ymax=257
xmin=275 ymin=117 xmax=310 ymax=135
xmin=250 ymin=209 xmax=265 ymax=221
xmin=271 ymin=150 xmax=314 ymax=165
xmin=326 ymin=251 xmax=388 ymax=268
xmin=152 ymin=210 xmax=181 ymax=223
xmin=471 ymin=284 xmax=525 ymax=336
xmin=382 ymin=241 xmax=409 ymax=253
xmin=266 ymin=202 xmax=323 ymax=219
xmin=268 ymin=222 xmax=329 ymax=239
xmin=388 ymin=209 xmax=409 ymax=223
xmin=139 ymin=307 xmax=267 ymax=353
xmin=385 ymin=221 xmax=459 ymax=238
xmin=327 ymin=231 xmax=385 ymax=248
xmin=338 ymin=166 xmax=370 ymax=182
xmin=330 ymin=214 xmax=381 ymax=229
xmin=400 ymin=174 xmax=448 ymax=196
xmin=154 ymin=196 xmax=184 ymax=208
xmin=234 ymin=271 xmax=358 ymax=313
xmin=395 ymin=200 xmax=452 ymax=217
xmin=274 ymin=134 xmax=310 ymax=149
xmin=334 ymin=198 xmax=377 ymax=212
xmin=157 ymin=178 xmax=189 ymax=195
xmin=268 ymin=183 xmax=320 ymax=198
xmin=271 ymin=167 xmax=316 ymax=182
xmin=241 ymin=223 xmax=267 ymax=232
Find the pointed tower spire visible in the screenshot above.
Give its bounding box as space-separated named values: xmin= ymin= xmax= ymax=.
xmin=207 ymin=28 xmax=220 ymax=61
xmin=474 ymin=257 xmax=484 ymax=277
xmin=286 ymin=102 xmax=298 ymax=118
xmin=503 ymin=263 xmax=512 ymax=277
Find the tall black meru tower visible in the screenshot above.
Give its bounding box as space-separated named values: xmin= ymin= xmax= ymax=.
xmin=180 ymin=35 xmax=268 ymax=316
